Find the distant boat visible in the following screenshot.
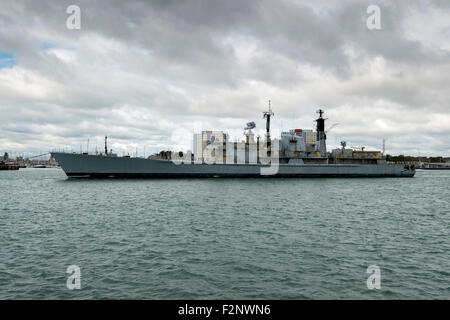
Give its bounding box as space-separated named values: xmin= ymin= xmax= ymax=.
xmin=33 ymin=164 xmax=47 ymax=168
xmin=0 ymin=161 xmax=19 ymax=170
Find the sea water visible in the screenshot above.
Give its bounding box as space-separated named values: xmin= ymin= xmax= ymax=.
xmin=0 ymin=168 xmax=449 ymax=299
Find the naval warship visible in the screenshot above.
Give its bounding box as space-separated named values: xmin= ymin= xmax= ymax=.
xmin=51 ymin=108 xmax=415 ymax=178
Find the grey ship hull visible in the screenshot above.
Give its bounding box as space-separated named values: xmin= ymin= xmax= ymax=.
xmin=51 ymin=152 xmax=415 ymax=178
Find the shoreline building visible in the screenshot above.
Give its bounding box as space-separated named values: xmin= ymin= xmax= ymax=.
xmin=193 ymin=131 xmax=228 ymax=163
xmin=280 ymin=129 xmax=318 ymax=156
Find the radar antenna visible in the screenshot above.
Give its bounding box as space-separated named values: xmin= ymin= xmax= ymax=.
xmin=245 ymin=122 xmax=256 ymax=130
xmin=326 ymin=123 xmax=339 ymax=134
xmin=316 ymin=109 xmax=324 ymax=118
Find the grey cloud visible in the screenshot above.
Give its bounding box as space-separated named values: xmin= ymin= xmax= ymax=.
xmin=0 ymin=0 xmax=450 ymax=156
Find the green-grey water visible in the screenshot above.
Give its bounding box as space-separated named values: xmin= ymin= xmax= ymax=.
xmin=0 ymin=168 xmax=449 ymax=299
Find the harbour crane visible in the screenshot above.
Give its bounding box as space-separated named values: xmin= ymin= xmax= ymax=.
xmin=28 ymin=153 xmax=50 ymax=159
xmin=326 ymin=123 xmax=339 ymax=134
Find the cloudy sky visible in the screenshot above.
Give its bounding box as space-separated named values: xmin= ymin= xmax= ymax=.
xmin=1 ymin=0 xmax=449 ymax=157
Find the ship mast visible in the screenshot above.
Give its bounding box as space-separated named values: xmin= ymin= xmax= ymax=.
xmin=315 ymin=109 xmax=327 ymax=156
xmin=104 ymin=136 xmax=108 ymax=155
xmin=263 ymin=100 xmax=274 ymax=156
